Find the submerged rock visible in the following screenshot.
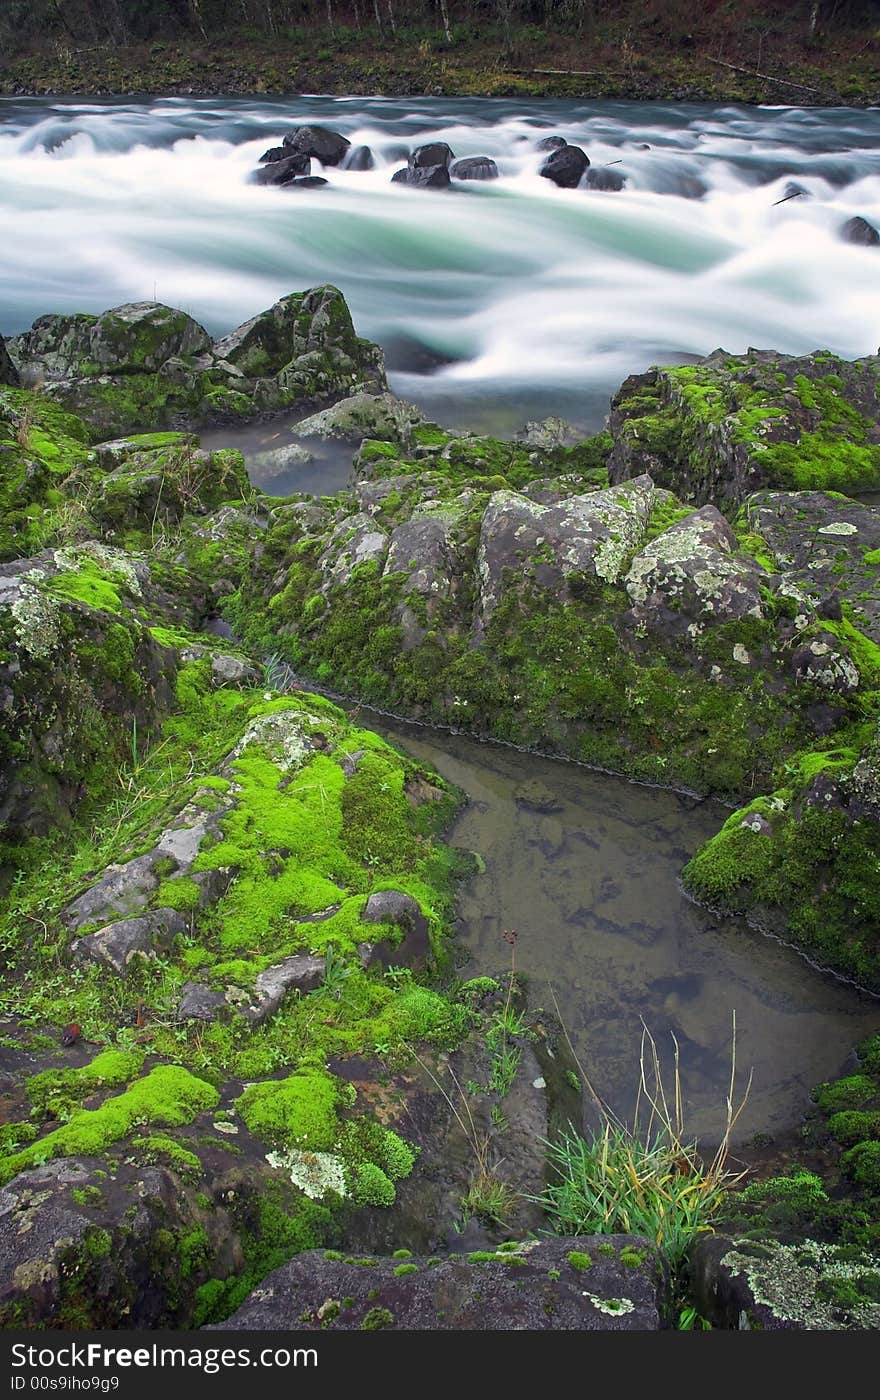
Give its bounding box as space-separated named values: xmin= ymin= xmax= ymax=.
xmin=450 ymin=156 xmax=499 ymax=181
xmin=292 ymin=391 xmax=427 ymax=444
xmin=841 ymin=215 xmax=880 ymax=246
xmin=342 ymin=144 xmax=375 ymax=171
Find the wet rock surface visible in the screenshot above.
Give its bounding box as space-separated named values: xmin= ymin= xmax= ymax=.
xmin=215 ymin=1235 xmax=668 ymax=1330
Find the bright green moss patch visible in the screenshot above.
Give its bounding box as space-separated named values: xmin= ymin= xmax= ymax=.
xmin=26 ymin=1049 xmax=144 ymax=1119
xmin=236 ymin=1069 xmax=344 ymax=1152
xmin=567 ymin=1250 xmax=593 ymax=1271
xmin=814 ymin=1076 xmax=878 ymax=1115
xmin=393 ymin=1262 xmax=418 ymax=1277
xmin=130 ymin=1134 xmax=202 ymax=1176
xmin=0 ymin=1066 xmax=219 ymax=1185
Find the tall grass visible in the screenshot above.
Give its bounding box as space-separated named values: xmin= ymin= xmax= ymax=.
xmin=534 ymin=1010 xmax=751 ymax=1267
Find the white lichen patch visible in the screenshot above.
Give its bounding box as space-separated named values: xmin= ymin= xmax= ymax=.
xmin=266 ymin=1148 xmax=349 ymax=1200
xmin=583 ymin=1293 xmax=636 ymax=1315
xmin=733 ymin=643 xmax=751 ymax=665
xmin=722 ymin=1239 xmax=880 ymax=1330
xmin=817 ymin=522 xmax=858 ymax=536
xmin=53 ymin=542 xmax=144 ymax=596
xmin=9 ymin=582 xmax=60 ymax=660
xmin=231 ymin=709 xmax=310 ymax=773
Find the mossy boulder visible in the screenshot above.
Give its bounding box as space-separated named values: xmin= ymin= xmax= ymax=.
xmin=690 ymin=1234 xmax=880 ymax=1330
xmin=609 ymin=350 xmax=880 ymax=509
xmin=0 ymin=545 xmax=182 ymax=840
xmin=212 ymin=1235 xmax=669 ymax=1330
xmin=7 ymin=286 xmax=387 ymax=438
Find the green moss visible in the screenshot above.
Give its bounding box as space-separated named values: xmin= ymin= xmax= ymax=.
xmin=392 ymin=1248 xmax=412 ymax=1259
xmin=827 ymin=1110 xmax=880 ymax=1148
xmin=840 ymin=1141 xmax=880 ymax=1191
xmin=814 ymin=1076 xmax=878 ymax=1114
xmin=620 ymin=1247 xmax=646 ymax=1268
xmin=236 ymin=1069 xmax=342 ymax=1152
xmin=352 ymin=1162 xmax=396 ymax=1207
xmin=360 ymin=1306 xmax=393 ymax=1330
xmin=567 ymin=1250 xmax=593 ymax=1271
xmin=1 ymin=1066 xmax=218 ymax=1185
xmin=393 ymin=1263 xmax=418 ymax=1277
xmin=156 ymin=876 xmax=201 ymax=911
xmin=130 ymin=1134 xmax=202 ymax=1176
xmin=26 ymin=1049 xmax=144 ymax=1119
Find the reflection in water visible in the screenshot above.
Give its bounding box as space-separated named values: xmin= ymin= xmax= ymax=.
xmin=379 ymin=721 xmax=879 ymax=1142
xmin=200 ymin=417 xmax=357 ymax=496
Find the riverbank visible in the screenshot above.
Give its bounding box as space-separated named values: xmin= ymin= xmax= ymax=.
xmin=1 ymin=27 xmax=877 ymax=106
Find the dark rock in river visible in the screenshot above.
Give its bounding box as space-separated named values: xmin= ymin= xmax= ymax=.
xmin=539 ymin=144 xmax=590 ymax=188
xmin=282 ymin=124 xmax=350 ymax=166
xmin=213 ymin=1235 xmax=669 ymax=1330
xmin=842 ymin=215 xmax=880 ymax=246
xmin=585 ymin=166 xmax=627 ymax=192
xmin=391 ymin=163 xmax=451 ymax=190
xmin=0 ymin=335 xmax=19 ymax=386
xmin=251 ymin=151 xmax=310 ymax=185
xmin=343 ymin=144 xmax=375 ymax=171
xmin=257 ymin=144 xmax=288 ymax=164
xmin=536 ymin=135 xmax=567 ymax=151
xmin=412 ymin=142 xmax=455 ymax=170
xmin=451 ymin=156 xmax=499 ymax=181
xmin=285 ymin=176 xmax=329 ymax=189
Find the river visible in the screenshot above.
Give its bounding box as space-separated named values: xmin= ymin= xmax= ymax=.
xmin=3 ymin=91 xmax=879 ymax=1141
xmin=1 ymin=94 xmax=880 ymax=434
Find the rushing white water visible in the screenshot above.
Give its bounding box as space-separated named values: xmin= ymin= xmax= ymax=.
xmin=2 ymin=94 xmax=880 ymax=432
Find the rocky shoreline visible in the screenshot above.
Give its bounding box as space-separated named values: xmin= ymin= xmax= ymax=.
xmin=1 ymin=286 xmax=879 ymax=1330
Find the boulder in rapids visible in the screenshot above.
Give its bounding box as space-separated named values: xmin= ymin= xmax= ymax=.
xmin=251 ymin=151 xmax=311 ymax=185
xmin=450 ymin=156 xmax=499 ymax=181
xmin=343 ymin=144 xmax=375 ymax=171
xmin=283 ymin=124 xmax=351 ymax=166
xmin=842 ymin=215 xmax=880 ymax=246
xmin=539 ymin=144 xmax=590 ymax=188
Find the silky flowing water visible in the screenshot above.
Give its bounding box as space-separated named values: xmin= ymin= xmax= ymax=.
xmin=2 ymin=95 xmax=880 ymax=442
xmin=2 ymin=93 xmax=879 ymax=1140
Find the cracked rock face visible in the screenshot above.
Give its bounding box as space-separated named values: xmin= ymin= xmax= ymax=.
xmin=625 ymin=505 xmax=765 ymax=628
xmin=477 ymin=475 xmax=655 ymax=627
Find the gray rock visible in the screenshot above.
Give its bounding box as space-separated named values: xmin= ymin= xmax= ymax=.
xmin=0 ymin=334 xmax=20 ymax=386
xmin=62 ymin=854 xmax=162 ymax=930
xmin=791 ymin=631 xmax=860 ymax=692
xmin=539 ymin=144 xmax=590 ymax=188
xmin=177 ymin=981 xmax=230 ymax=1021
xmin=251 ymin=152 xmax=311 ymax=186
xmin=71 ymin=909 xmax=186 ymax=974
xmin=319 ymin=512 xmax=390 ymax=589
xmin=360 ymin=889 xmax=431 ymax=970
xmin=516 ymin=416 xmax=579 ymax=450
xmin=690 ymin=1233 xmax=880 ymax=1330
xmin=210 ymin=653 xmax=259 ymax=687
xmin=243 ymin=954 xmax=327 ymax=1024
xmin=477 ymin=476 xmax=655 ymax=627
xmin=625 ymin=505 xmax=765 ymax=629
xmin=293 ymin=392 xmax=426 ymax=444
xmin=283 ymin=125 xmax=351 ymax=166
xmin=842 ymin=215 xmax=880 ymax=247
xmin=213 ymin=1235 xmax=667 ymax=1330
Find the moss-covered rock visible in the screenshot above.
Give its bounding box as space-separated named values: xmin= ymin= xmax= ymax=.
xmin=608 ymin=350 xmax=880 ymax=509
xmin=7 ymin=286 xmax=386 ymax=438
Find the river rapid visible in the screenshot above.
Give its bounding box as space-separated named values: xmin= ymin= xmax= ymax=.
xmin=1 ymin=94 xmax=880 ymax=434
